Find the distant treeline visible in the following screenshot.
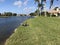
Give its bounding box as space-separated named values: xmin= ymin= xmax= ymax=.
xmin=0 ymin=12 xmax=17 ymax=16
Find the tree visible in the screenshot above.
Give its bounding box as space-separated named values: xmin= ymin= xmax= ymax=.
xmin=53 ymin=7 xmax=59 ymax=10
xmin=29 ymin=12 xmax=36 ymax=16
xmin=49 ymin=0 xmax=59 ymax=17
xmin=50 ymin=0 xmax=58 ymax=8
xmin=34 ymin=0 xmax=59 ymax=16
xmin=0 ymin=13 xmax=1 ymax=16
xmin=35 ymin=0 xmax=42 ymax=16
xmin=12 ymin=13 xmax=17 ymax=16
xmin=35 ymin=9 xmax=39 ymax=15
xmin=4 ymin=12 xmax=12 ymax=16
xmin=34 ymin=0 xmax=46 ymax=16
xmin=43 ymin=0 xmax=46 ymax=17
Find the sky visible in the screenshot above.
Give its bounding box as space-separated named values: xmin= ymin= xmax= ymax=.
xmin=0 ymin=0 xmax=60 ymax=14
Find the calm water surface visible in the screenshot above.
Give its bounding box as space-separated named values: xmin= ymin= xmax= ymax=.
xmin=0 ymin=16 xmax=30 ymax=43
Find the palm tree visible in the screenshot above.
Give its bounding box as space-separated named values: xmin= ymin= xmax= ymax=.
xmin=35 ymin=0 xmax=46 ymax=16
xmin=38 ymin=3 xmax=43 ymax=16
xmin=50 ymin=0 xmax=58 ymax=17
xmin=35 ymin=0 xmax=40 ymax=16
xmin=42 ymin=0 xmax=46 ymax=16
xmin=35 ymin=0 xmax=43 ymax=16
xmin=50 ymin=0 xmax=58 ymax=8
xmin=34 ymin=0 xmax=58 ymax=16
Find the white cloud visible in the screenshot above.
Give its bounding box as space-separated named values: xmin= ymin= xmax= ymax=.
xmin=23 ymin=6 xmax=36 ymax=14
xmin=23 ymin=7 xmax=29 ymax=12
xmin=0 ymin=0 xmax=5 ymax=2
xmin=24 ymin=0 xmax=28 ymax=5
xmin=13 ymin=0 xmax=22 ymax=7
xmin=24 ymin=7 xmax=36 ymax=11
xmin=13 ymin=0 xmax=30 ymax=7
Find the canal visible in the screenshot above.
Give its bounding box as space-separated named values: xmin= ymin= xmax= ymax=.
xmin=0 ymin=16 xmax=30 ymax=45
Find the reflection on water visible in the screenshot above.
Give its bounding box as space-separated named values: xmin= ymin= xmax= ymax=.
xmin=0 ymin=16 xmax=30 ymax=44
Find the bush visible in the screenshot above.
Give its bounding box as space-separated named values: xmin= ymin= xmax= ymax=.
xmin=29 ymin=13 xmax=37 ymax=16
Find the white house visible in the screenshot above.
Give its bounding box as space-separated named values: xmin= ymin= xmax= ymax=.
xmin=48 ymin=7 xmax=60 ymax=16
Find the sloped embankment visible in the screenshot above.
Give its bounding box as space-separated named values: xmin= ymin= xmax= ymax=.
xmin=5 ymin=17 xmax=60 ymax=45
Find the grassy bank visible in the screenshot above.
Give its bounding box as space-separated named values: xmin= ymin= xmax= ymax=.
xmin=5 ymin=16 xmax=60 ymax=45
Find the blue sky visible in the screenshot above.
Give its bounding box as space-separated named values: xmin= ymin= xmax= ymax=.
xmin=0 ymin=0 xmax=60 ymax=14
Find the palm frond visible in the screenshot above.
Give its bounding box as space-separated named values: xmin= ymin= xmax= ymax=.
xmin=50 ymin=0 xmax=59 ymax=8
xmin=35 ymin=0 xmax=40 ymax=2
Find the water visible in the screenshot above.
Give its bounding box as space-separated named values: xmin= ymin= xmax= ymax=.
xmin=0 ymin=16 xmax=30 ymax=44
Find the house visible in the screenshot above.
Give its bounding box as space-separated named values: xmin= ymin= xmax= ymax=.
xmin=48 ymin=7 xmax=60 ymax=17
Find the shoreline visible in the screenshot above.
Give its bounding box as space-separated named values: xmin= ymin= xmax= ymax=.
xmin=5 ymin=17 xmax=60 ymax=45
xmin=0 ymin=16 xmax=30 ymax=45
xmin=0 ymin=16 xmax=9 ymax=18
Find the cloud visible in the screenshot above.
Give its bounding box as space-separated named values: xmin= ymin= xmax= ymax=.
xmin=24 ymin=0 xmax=28 ymax=5
xmin=23 ymin=7 xmax=30 ymax=11
xmin=0 ymin=0 xmax=5 ymax=2
xmin=24 ymin=7 xmax=36 ymax=11
xmin=13 ymin=0 xmax=22 ymax=7
xmin=23 ymin=6 xmax=36 ymax=14
xmin=13 ymin=0 xmax=29 ymax=7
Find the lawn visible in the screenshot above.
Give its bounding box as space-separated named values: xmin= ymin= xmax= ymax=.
xmin=5 ymin=16 xmax=60 ymax=45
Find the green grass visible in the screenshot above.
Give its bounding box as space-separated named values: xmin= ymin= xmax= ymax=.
xmin=5 ymin=16 xmax=60 ymax=45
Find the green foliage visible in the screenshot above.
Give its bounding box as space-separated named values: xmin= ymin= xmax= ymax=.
xmin=54 ymin=7 xmax=58 ymax=10
xmin=12 ymin=13 xmax=17 ymax=16
xmin=0 ymin=13 xmax=1 ymax=16
xmin=41 ymin=11 xmax=51 ymax=17
xmin=34 ymin=0 xmax=44 ymax=16
xmin=50 ymin=0 xmax=58 ymax=8
xmin=4 ymin=12 xmax=12 ymax=16
xmin=29 ymin=13 xmax=37 ymax=16
xmin=0 ymin=12 xmax=17 ymax=16
xmin=5 ymin=17 xmax=60 ymax=45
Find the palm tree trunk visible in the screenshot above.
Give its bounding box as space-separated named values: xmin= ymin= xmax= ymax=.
xmin=44 ymin=2 xmax=47 ymax=17
xmin=40 ymin=8 xmax=41 ymax=16
xmin=39 ymin=0 xmax=42 ymax=16
xmin=38 ymin=7 xmax=40 ymax=16
xmin=38 ymin=2 xmax=40 ymax=16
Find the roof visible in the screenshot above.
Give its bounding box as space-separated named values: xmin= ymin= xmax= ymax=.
xmin=48 ymin=10 xmax=60 ymax=13
xmin=48 ymin=7 xmax=60 ymax=13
